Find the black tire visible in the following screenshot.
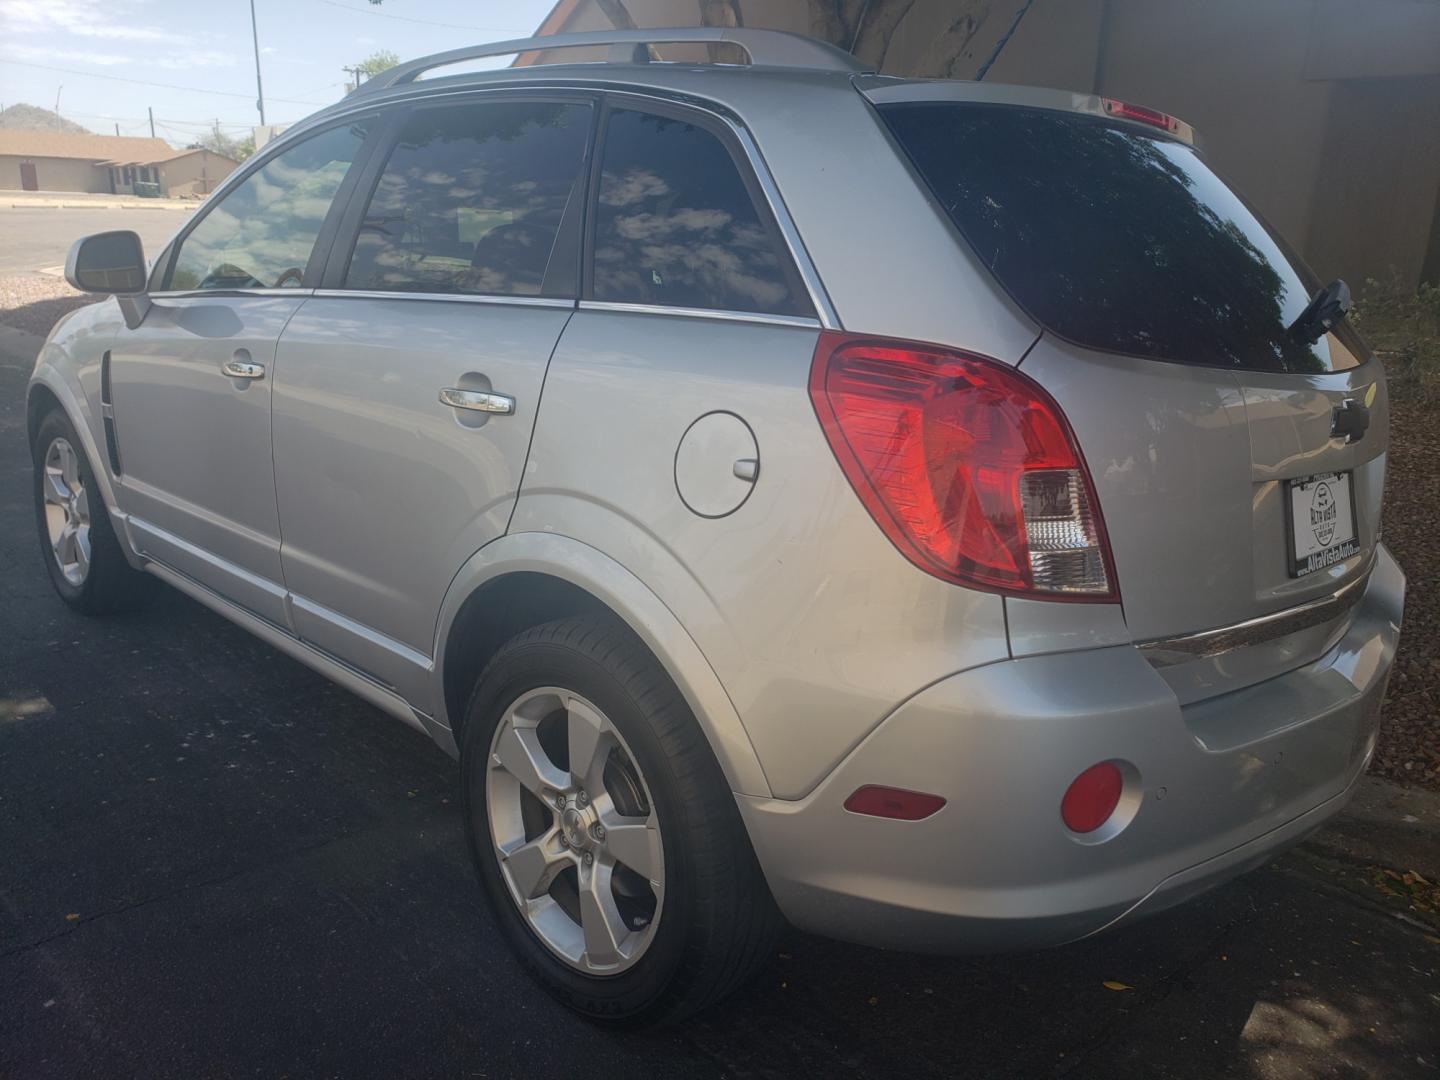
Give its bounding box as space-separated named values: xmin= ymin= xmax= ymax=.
xmin=32 ymin=408 xmax=154 ymax=615
xmin=460 ymin=615 xmax=782 ymax=1026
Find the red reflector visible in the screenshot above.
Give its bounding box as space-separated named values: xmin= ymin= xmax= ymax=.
xmin=844 ymin=785 xmax=946 ymax=821
xmin=1061 ymin=762 xmax=1124 ymax=833
xmin=808 ymin=331 xmax=1116 ymax=600
xmin=1101 ymin=97 xmax=1179 ymax=133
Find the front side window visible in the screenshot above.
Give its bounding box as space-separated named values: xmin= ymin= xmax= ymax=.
xmin=343 ymin=101 xmax=592 ymax=297
xmin=166 ymin=120 xmax=370 ymax=291
xmin=591 ymin=107 xmax=809 ymax=316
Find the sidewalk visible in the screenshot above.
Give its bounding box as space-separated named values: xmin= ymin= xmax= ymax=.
xmin=2 ymin=190 xmax=196 ymax=212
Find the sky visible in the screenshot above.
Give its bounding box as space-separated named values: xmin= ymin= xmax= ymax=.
xmin=0 ymin=0 xmax=559 ymax=144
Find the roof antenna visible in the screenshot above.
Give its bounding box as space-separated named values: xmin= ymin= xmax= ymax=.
xmin=975 ymin=0 xmax=1036 ymax=82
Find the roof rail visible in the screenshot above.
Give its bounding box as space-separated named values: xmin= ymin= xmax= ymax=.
xmin=354 ymin=27 xmax=865 ymax=94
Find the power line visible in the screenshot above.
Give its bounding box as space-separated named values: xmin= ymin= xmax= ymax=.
xmin=310 ymin=0 xmax=525 ymax=33
xmin=0 ymin=59 xmax=326 ymax=106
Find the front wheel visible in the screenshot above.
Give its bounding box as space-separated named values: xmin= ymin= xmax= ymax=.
xmin=32 ymin=408 xmax=153 ymax=614
xmin=460 ymin=615 xmax=781 ymax=1026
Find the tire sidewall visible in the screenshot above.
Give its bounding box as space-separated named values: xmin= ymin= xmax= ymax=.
xmin=460 ymin=635 xmax=696 ymax=1024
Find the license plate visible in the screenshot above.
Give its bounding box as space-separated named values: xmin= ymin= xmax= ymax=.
xmin=1286 ymin=471 xmax=1359 ymax=577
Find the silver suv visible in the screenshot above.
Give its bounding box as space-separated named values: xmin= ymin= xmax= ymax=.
xmin=30 ymin=28 xmax=1405 ymax=1025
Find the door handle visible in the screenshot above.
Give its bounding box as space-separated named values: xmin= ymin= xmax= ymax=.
xmin=222 ymin=359 xmax=266 ymax=380
xmin=439 ymin=387 xmax=515 ymax=415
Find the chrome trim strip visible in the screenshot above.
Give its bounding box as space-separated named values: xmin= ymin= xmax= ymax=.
xmin=142 ymin=561 xmax=429 ymax=736
xmin=308 ymin=288 xmax=575 ymax=309
xmin=127 ymin=514 xmax=288 ymax=606
xmin=578 ymin=299 xmax=820 ymax=328
xmin=148 ymin=288 xmax=315 ymax=300
xmin=289 ymin=593 xmax=435 ymax=672
xmin=1137 ymin=560 xmax=1373 ymax=668
xmin=728 ymin=122 xmax=841 ymax=330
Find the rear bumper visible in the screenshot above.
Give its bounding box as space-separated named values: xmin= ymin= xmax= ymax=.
xmin=738 ymin=544 xmax=1405 ymax=953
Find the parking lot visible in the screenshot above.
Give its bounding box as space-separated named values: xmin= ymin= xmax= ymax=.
xmin=2 ymin=208 xmax=1438 ymax=1079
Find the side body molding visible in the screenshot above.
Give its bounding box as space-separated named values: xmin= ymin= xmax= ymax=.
xmin=431 ymin=531 xmax=772 ymax=798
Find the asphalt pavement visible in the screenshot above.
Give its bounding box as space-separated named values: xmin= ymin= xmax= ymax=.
xmin=1 ymin=314 xmax=1437 ymax=1077
xmin=0 ymin=207 xmax=189 ymax=274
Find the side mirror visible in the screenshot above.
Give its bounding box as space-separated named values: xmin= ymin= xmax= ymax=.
xmin=64 ymin=230 xmax=151 ymax=329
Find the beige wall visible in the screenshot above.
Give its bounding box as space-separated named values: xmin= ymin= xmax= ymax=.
xmin=0 ymin=155 xmax=108 ymax=192
xmin=158 ymin=151 xmax=238 ymax=197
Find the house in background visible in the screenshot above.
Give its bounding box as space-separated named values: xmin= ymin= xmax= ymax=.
xmin=528 ymin=0 xmax=1440 ymax=290
xmin=102 ymin=147 xmax=238 ymax=198
xmin=0 ymin=131 xmax=238 ymax=197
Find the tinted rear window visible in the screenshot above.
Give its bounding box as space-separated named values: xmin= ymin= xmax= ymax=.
xmin=881 ymin=102 xmax=1346 ymax=373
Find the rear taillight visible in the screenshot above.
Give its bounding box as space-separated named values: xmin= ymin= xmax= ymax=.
xmin=809 ymin=331 xmax=1116 ymax=600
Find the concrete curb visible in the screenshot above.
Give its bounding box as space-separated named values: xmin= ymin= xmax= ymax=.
xmin=5 ymin=201 xmax=194 ymax=212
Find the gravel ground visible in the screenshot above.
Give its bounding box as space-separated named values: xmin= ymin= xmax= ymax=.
xmin=3 ymin=272 xmax=1435 ymax=789
xmin=1374 ymin=393 xmax=1440 ymax=789
xmin=0 ymin=273 xmax=94 ymax=338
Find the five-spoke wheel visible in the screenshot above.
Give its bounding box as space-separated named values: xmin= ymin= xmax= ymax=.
xmin=41 ymin=437 xmax=91 ymax=586
xmin=487 ymin=686 xmax=664 ymax=975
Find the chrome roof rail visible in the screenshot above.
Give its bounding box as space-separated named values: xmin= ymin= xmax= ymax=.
xmin=354 ymin=27 xmax=865 ymax=94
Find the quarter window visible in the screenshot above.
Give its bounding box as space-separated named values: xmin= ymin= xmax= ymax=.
xmin=343 ymin=101 xmax=592 ymax=297
xmin=591 ymin=107 xmax=808 ymax=316
xmin=165 ymin=120 xmax=370 ymax=291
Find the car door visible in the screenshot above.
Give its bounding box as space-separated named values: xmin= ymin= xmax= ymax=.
xmin=270 ymin=95 xmax=595 ymax=708
xmin=107 ymin=117 xmax=377 ymax=625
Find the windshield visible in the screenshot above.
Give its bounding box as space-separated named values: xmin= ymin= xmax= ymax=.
xmin=880 ymin=102 xmax=1355 ymax=373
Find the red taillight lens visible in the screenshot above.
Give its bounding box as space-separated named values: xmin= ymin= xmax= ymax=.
xmin=844 ymin=785 xmax=947 ymax=821
xmin=809 ymin=331 xmax=1116 ymax=599
xmin=1101 ymin=97 xmax=1179 ymax=133
xmin=1061 ymin=762 xmax=1125 ymax=833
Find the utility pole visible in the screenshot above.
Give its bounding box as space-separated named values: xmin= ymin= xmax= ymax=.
xmin=249 ymin=0 xmax=267 ymax=125
xmin=53 ymin=85 xmax=62 ymax=129
xmin=148 ymin=106 xmax=155 ymax=138
xmin=114 ymin=122 xmax=120 ymax=136
xmin=343 ymin=65 xmax=363 ymax=94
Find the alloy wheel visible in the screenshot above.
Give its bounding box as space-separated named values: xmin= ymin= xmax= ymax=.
xmin=42 ymin=437 xmax=91 ymax=587
xmin=485 ymin=686 xmax=665 ymax=975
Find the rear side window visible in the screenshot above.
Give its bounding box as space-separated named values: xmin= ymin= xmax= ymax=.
xmin=590 ymin=107 xmax=809 ymax=316
xmin=344 ymin=101 xmax=591 ymax=297
xmin=881 ymin=102 xmax=1347 ymax=373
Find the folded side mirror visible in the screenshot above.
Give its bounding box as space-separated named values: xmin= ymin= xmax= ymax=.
xmin=64 ymin=230 xmax=152 ymax=329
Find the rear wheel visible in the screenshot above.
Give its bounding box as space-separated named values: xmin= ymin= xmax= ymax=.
xmin=32 ymin=409 xmax=153 ymax=614
xmin=460 ymin=615 xmax=781 ymax=1025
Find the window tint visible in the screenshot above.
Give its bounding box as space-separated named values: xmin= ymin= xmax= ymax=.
xmin=344 ymin=101 xmax=591 ymax=297
xmin=167 ymin=120 xmax=369 ymax=291
xmin=591 ymin=108 xmax=808 ymax=316
xmin=881 ymin=102 xmax=1351 ymax=373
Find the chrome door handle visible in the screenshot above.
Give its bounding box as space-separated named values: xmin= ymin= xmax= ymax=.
xmin=222 ymin=359 xmax=266 ymax=380
xmin=439 ymin=387 xmax=515 ymax=415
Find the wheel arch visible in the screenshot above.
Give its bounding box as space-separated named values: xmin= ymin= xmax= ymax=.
xmin=433 ymin=532 xmax=772 ymax=798
xmin=27 ymin=369 xmax=128 ymax=543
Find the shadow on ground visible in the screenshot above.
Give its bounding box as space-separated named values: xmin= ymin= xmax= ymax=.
xmin=2 ymin=302 xmax=1436 ymax=1080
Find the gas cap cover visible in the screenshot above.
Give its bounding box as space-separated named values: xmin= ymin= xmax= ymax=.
xmin=674 ymin=411 xmax=758 ymax=518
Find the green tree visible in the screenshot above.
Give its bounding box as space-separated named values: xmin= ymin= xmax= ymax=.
xmin=356 ymin=49 xmax=400 ymax=78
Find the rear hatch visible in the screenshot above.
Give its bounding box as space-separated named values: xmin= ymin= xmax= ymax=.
xmin=872 ymin=90 xmax=1387 ymax=699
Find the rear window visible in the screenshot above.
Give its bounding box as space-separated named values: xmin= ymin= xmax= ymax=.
xmin=880 ymin=102 xmax=1351 ymax=373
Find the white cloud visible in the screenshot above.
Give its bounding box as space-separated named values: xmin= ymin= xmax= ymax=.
xmin=1 ymin=42 xmax=236 ymax=70
xmin=1 ymin=44 xmax=133 ymax=66
xmin=0 ymin=0 xmax=191 ymax=45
